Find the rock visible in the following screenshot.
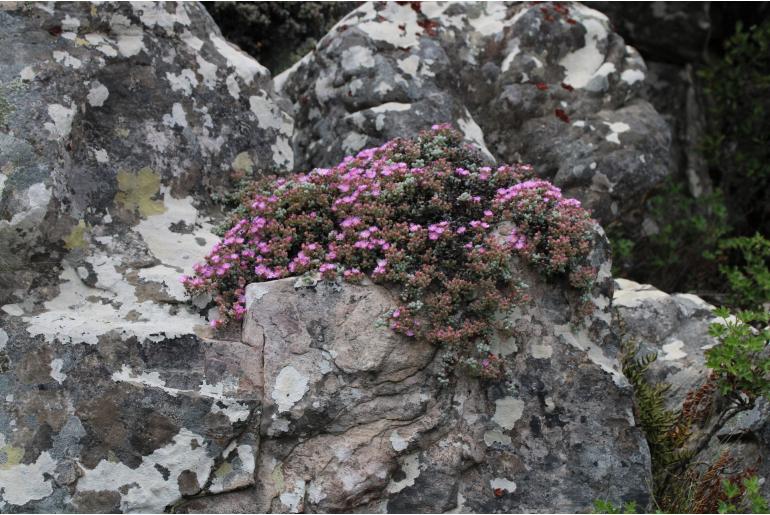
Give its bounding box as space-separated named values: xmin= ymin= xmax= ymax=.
xmin=0 ymin=2 xmax=291 ymax=511
xmin=613 ymin=278 xmax=770 ymax=498
xmin=0 ymin=0 xmax=293 ymax=304
xmin=613 ymin=278 xmax=718 ymax=409
xmin=237 ymin=230 xmax=651 ymax=513
xmin=278 ymin=1 xmax=672 ymax=227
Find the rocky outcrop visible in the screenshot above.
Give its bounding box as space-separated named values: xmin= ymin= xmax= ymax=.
xmin=277 ymin=1 xmax=672 ymax=227
xmin=0 ymin=2 xmax=291 ymax=511
xmin=614 ymin=279 xmax=770 ymax=499
xmin=180 ymin=230 xmax=654 ymax=514
xmin=613 ymin=278 xmax=719 ymax=409
xmin=0 ymin=1 xmax=293 ymax=305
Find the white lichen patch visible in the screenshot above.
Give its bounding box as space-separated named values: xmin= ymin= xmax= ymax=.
xmin=352 ymin=2 xmax=421 ymax=49
xmin=386 ymin=452 xmax=420 ymax=493
xmin=134 ymin=190 xmax=218 ymax=274
xmin=210 ymin=400 xmax=251 ymax=423
xmin=0 ymin=328 xmax=7 ymax=350
xmin=555 ymin=324 xmax=628 ymax=387
xmin=76 ymin=428 xmax=214 ymax=513
xmin=165 ymin=69 xmax=199 ymax=96
xmin=162 ymin=102 xmax=188 ymax=128
xmin=87 ymin=81 xmax=109 ymax=107
xmin=483 ymin=429 xmax=512 ymax=446
xmin=109 ymin=13 xmax=146 ymax=57
xmin=558 ymin=6 xmax=610 ymax=89
xmin=341 ymin=46 xmax=376 ymax=71
xmin=621 ymin=68 xmax=645 ymax=85
xmin=660 ymin=339 xmax=687 ymax=361
xmin=491 ymin=397 xmax=525 ymax=430
xmin=0 ymin=450 xmax=57 ymax=506
xmin=52 ymin=50 xmax=82 ymax=69
xmin=307 ymin=482 xmax=326 ymax=504
xmin=272 ymin=366 xmax=309 ymax=413
xmin=397 ymin=54 xmax=420 ymax=76
xmin=279 ymin=479 xmax=306 ymax=513
xmin=23 ymin=253 xmax=205 ymax=346
xmin=210 ymin=33 xmax=268 ymax=84
xmin=249 ymin=92 xmax=292 ymax=134
xmin=1 ymin=304 xmax=23 ymax=317
xmin=49 ymin=358 xmax=66 ymax=384
xmin=389 ymin=430 xmax=409 ymax=452
xmin=490 ymin=477 xmax=517 ymax=493
xmin=604 ymin=121 xmax=630 ymax=144
xmin=112 ymin=365 xmax=239 ymax=402
xmin=196 ymin=54 xmax=218 ymax=88
xmin=457 ymin=109 xmax=496 ymax=162
xmin=272 ymin=136 xmax=294 ymax=170
xmin=209 ymin=443 xmax=256 ymax=494
xmin=133 ymin=2 xmax=191 ymax=29
xmin=613 ymin=279 xmax=670 ymax=309
xmin=1 ymin=182 xmax=50 ymax=229
xmin=44 ymin=103 xmax=76 ymax=140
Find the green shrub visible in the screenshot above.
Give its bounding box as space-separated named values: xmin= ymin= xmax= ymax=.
xmin=592 ymin=499 xmax=638 ymax=514
xmin=718 ymin=234 xmax=770 ymax=309
xmin=706 ymin=308 xmax=770 ymax=402
xmin=609 ymin=180 xmax=730 ymax=295
xmin=700 ymin=21 xmax=770 ymax=236
xmin=720 ymin=476 xmax=770 ymax=514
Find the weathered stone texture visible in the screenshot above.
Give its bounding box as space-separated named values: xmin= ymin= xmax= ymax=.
xmin=278 ymin=1 xmax=672 ymax=227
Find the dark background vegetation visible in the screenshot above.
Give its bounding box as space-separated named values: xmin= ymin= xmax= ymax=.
xmin=206 ymin=1 xmax=770 ymax=311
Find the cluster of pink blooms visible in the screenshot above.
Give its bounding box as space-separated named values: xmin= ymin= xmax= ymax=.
xmin=182 ymin=126 xmax=598 ymax=374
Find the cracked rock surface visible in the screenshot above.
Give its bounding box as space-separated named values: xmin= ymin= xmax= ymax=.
xmin=0 ymin=2 xmax=289 ymax=511
xmin=277 ymin=1 xmax=672 ymax=228
xmin=187 ymin=227 xmax=653 ymax=514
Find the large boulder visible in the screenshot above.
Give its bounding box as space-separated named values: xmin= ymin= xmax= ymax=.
xmin=0 ymin=2 xmax=292 ymax=511
xmin=277 ymin=1 xmax=672 ymax=227
xmin=0 ymin=0 xmax=293 ymax=304
xmin=199 ymin=231 xmax=654 ymax=514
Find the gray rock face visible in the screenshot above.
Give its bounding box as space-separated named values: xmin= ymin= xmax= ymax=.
xmin=0 ymin=2 xmax=292 ymax=511
xmin=613 ymin=278 xmax=719 ymax=409
xmin=0 ymin=1 xmax=293 ymax=304
xmin=220 ymin=231 xmax=652 ymax=514
xmin=613 ymin=279 xmax=770 ymax=498
xmin=278 ymin=1 xmax=672 ymax=227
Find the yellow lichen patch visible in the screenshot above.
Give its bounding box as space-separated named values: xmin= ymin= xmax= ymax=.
xmin=107 ymin=450 xmax=119 ymax=463
xmin=0 ymin=445 xmax=24 ymax=470
xmin=271 ymin=463 xmax=285 ymax=491
xmin=64 ymin=219 xmax=89 ymax=250
xmin=231 ymin=152 xmax=254 ymax=175
xmin=115 ymin=167 xmax=166 ymax=218
xmin=215 ymin=462 xmax=233 ymax=479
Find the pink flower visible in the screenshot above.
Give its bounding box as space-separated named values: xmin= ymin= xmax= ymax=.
xmin=341 ymin=216 xmax=361 ymax=228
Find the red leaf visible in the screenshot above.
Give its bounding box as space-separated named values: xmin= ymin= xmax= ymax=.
xmin=555 ymin=109 xmax=570 ymax=123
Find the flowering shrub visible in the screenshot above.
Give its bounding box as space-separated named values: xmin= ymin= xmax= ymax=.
xmin=183 ymin=126 xmax=597 ymax=378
